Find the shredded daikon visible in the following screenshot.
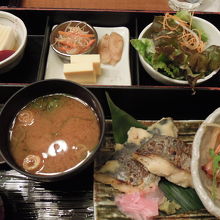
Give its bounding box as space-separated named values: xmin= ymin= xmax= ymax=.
xmin=54 ymin=22 xmax=96 ymax=55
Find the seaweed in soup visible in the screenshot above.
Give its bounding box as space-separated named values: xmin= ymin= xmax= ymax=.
xmin=29 ymin=94 xmax=63 ymax=112
xmin=9 ymin=94 xmax=100 ymax=175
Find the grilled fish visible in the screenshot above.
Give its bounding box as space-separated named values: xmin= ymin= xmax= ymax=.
xmin=127 ymin=117 xmax=178 ymax=145
xmin=94 ymin=118 xmax=178 ymax=193
xmin=133 ymin=135 xmax=193 ymax=188
xmin=94 ymin=141 xmax=160 ymax=193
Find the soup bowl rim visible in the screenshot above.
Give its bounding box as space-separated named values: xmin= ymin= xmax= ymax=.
xmin=0 ymin=79 xmax=105 ymax=182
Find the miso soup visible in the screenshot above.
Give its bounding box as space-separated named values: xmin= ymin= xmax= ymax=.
xmin=9 ymin=94 xmax=100 ymax=175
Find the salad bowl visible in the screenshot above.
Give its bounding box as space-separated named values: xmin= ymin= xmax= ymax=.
xmin=136 ymin=14 xmax=220 ymax=86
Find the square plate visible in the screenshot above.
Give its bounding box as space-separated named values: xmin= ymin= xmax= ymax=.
xmin=44 ymin=26 xmax=131 ymax=86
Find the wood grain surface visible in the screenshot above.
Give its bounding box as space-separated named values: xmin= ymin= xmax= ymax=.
xmin=20 ymin=0 xmax=170 ymax=11
xmin=93 ymin=120 xmax=214 ymax=220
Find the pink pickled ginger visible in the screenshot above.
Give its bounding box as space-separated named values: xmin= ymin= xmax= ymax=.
xmin=115 ymin=186 xmax=164 ymax=220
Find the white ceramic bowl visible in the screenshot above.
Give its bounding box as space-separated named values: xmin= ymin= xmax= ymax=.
xmin=138 ymin=16 xmax=220 ymax=85
xmin=0 ymin=11 xmax=27 ymax=74
xmin=192 ymin=107 xmax=220 ymax=218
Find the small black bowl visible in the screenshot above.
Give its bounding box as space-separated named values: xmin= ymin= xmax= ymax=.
xmin=0 ymin=79 xmax=105 ymax=182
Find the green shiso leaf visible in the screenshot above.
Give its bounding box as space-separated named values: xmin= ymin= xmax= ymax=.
xmin=106 ymin=92 xmax=204 ymax=213
xmin=106 ymin=92 xmax=147 ymax=144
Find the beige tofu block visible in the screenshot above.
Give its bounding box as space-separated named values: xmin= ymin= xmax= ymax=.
xmin=0 ymin=24 xmax=16 ymax=50
xmin=63 ymin=63 xmax=96 ymax=84
xmin=70 ymin=54 xmax=101 ymax=75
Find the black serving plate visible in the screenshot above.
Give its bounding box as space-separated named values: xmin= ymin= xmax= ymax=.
xmin=0 ymin=8 xmax=220 ymax=219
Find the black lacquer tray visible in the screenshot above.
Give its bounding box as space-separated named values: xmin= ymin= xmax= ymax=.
xmin=0 ymin=8 xmax=220 ymax=219
xmin=0 ymin=9 xmax=220 ymax=87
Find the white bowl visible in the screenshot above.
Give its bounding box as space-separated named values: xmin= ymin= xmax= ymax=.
xmin=192 ymin=107 xmax=220 ymax=218
xmin=0 ymin=11 xmax=27 ymax=74
xmin=138 ymin=16 xmax=220 ymax=85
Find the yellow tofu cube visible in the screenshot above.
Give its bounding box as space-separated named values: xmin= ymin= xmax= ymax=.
xmin=70 ymin=54 xmax=101 ymax=75
xmin=63 ymin=63 xmax=96 ymax=84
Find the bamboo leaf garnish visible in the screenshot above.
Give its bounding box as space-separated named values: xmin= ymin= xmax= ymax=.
xmin=159 ymin=179 xmax=204 ymax=213
xmin=106 ymin=92 xmax=147 ymax=144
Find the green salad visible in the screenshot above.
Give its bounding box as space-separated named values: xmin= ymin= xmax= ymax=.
xmin=131 ymin=11 xmax=220 ymax=87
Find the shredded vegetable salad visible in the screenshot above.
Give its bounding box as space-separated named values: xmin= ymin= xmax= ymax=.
xmin=54 ymin=22 xmax=96 ymax=55
xmin=161 ymin=13 xmax=205 ymax=53
xmin=131 ymin=11 xmax=220 ymax=88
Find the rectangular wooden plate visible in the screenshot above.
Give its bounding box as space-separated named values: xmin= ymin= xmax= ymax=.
xmin=93 ymin=120 xmax=215 ymax=219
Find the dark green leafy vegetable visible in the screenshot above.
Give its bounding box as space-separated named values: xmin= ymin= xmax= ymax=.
xmin=29 ymin=95 xmax=62 ymax=112
xmin=106 ymin=92 xmax=204 ymax=213
xmin=206 ymin=45 xmax=220 ymax=70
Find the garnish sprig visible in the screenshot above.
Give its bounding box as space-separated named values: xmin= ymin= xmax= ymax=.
xmin=210 ymin=148 xmax=220 ymax=200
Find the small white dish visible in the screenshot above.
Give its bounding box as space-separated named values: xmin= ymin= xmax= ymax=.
xmin=138 ymin=16 xmax=220 ymax=85
xmin=192 ymin=107 xmax=220 ymax=218
xmin=0 ymin=11 xmax=27 ymax=74
xmin=45 ymin=26 xmax=131 ymax=86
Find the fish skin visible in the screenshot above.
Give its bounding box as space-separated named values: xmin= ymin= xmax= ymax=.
xmin=94 ymin=141 xmax=160 ymax=193
xmin=147 ymin=117 xmax=178 ymax=138
xmin=135 ymin=135 xmax=191 ymax=172
xmin=107 ymin=142 xmax=152 ymax=186
xmin=133 ymin=135 xmax=193 ymax=188
xmin=127 ymin=117 xmax=178 ymax=146
xmin=95 ymin=118 xmax=179 ymax=192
